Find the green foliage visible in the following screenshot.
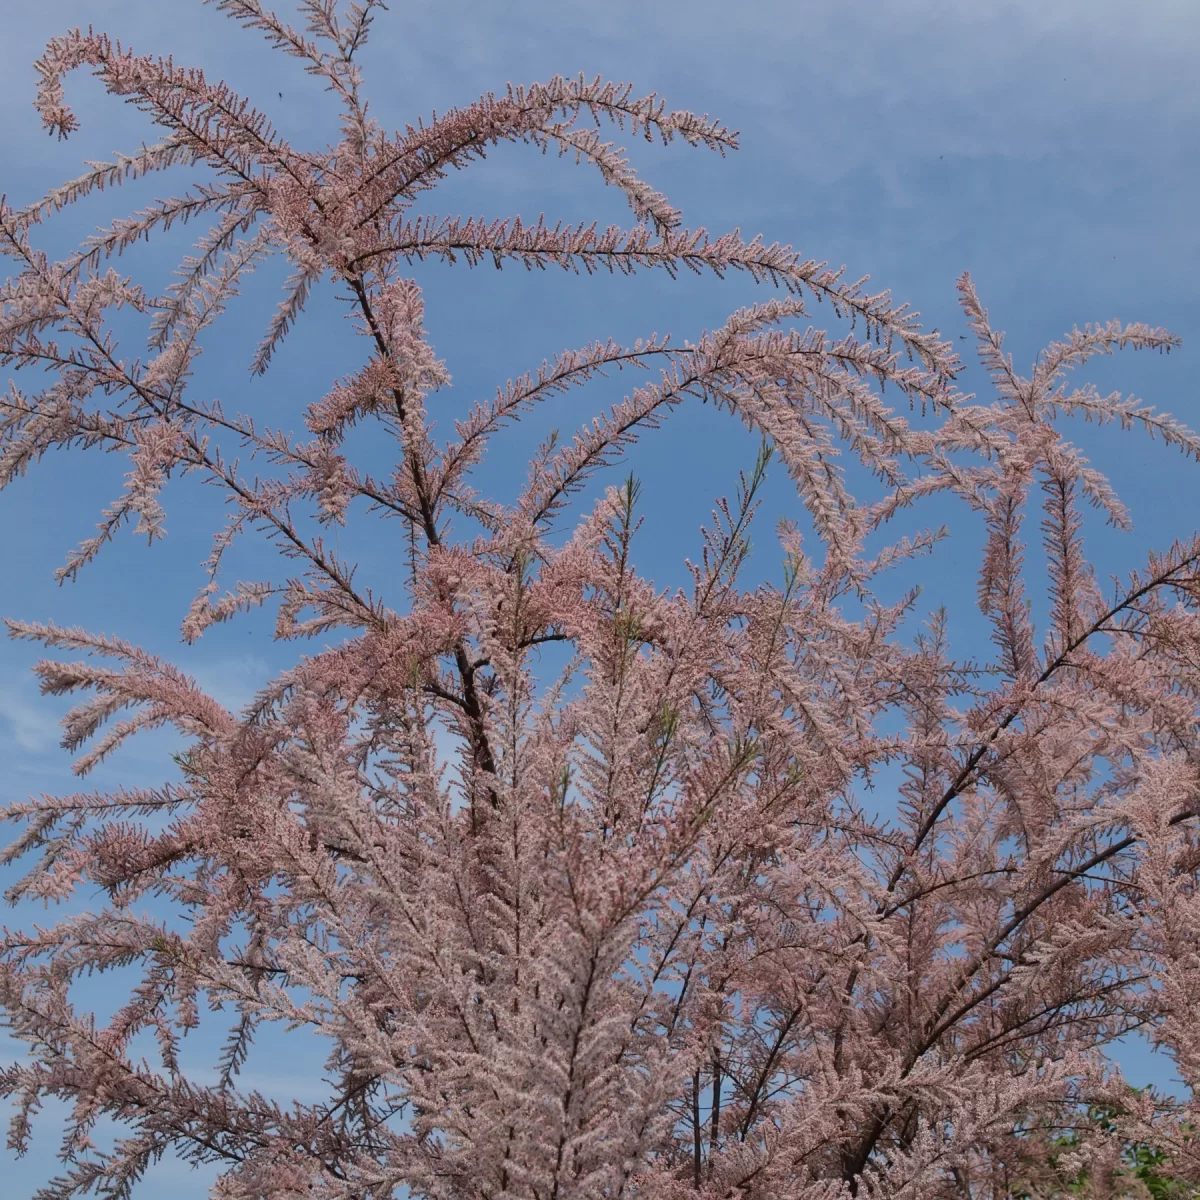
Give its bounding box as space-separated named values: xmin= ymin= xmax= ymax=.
xmin=1010 ymin=1090 xmax=1198 ymax=1199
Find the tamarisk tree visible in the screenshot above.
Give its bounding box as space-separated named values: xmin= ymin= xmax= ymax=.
xmin=2 ymin=2 xmax=1200 ymax=1196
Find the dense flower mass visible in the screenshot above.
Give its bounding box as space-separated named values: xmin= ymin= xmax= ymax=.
xmin=3 ymin=2 xmax=1200 ymax=1197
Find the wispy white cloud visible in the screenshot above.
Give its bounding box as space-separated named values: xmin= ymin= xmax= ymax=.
xmin=0 ymin=676 xmax=61 ymax=753
xmin=188 ymin=653 xmax=275 ymax=716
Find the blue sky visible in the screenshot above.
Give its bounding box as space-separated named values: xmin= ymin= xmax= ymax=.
xmin=2 ymin=0 xmax=1199 ymax=1192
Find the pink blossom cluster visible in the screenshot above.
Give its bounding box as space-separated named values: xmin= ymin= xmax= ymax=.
xmin=2 ymin=3 xmax=1200 ymax=1197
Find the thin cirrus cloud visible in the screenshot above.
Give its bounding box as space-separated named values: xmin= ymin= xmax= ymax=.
xmin=0 ymin=677 xmax=60 ymax=754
